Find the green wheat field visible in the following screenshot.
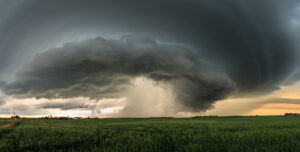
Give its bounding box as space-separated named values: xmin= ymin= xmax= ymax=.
xmin=0 ymin=116 xmax=300 ymax=152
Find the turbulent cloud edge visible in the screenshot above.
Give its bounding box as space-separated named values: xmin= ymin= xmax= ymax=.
xmin=1 ymin=36 xmax=235 ymax=112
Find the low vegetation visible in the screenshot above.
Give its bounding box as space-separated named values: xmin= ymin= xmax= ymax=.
xmin=0 ymin=116 xmax=299 ymax=151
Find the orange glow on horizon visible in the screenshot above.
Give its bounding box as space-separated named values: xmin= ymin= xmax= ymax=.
xmin=246 ymin=103 xmax=300 ymax=115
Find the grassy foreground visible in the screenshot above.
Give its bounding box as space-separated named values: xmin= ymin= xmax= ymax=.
xmin=0 ymin=116 xmax=300 ymax=152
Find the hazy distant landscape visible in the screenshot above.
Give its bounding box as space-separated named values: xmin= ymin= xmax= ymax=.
xmin=0 ymin=116 xmax=299 ymax=152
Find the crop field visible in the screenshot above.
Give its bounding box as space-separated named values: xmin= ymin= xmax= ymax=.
xmin=0 ymin=116 xmax=299 ymax=152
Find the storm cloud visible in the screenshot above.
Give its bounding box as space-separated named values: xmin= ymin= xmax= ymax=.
xmin=2 ymin=37 xmax=234 ymax=112
xmin=0 ymin=0 xmax=298 ymax=92
xmin=0 ymin=0 xmax=300 ymax=116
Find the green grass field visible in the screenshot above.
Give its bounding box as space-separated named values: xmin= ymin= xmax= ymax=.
xmin=0 ymin=116 xmax=300 ymax=152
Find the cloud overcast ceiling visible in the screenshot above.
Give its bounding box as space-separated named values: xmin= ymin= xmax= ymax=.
xmin=0 ymin=0 xmax=300 ymax=116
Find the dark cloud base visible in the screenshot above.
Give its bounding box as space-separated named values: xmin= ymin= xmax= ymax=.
xmin=2 ymin=37 xmax=235 ymax=112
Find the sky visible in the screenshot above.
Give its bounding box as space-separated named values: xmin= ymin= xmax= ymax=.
xmin=0 ymin=0 xmax=300 ymax=117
